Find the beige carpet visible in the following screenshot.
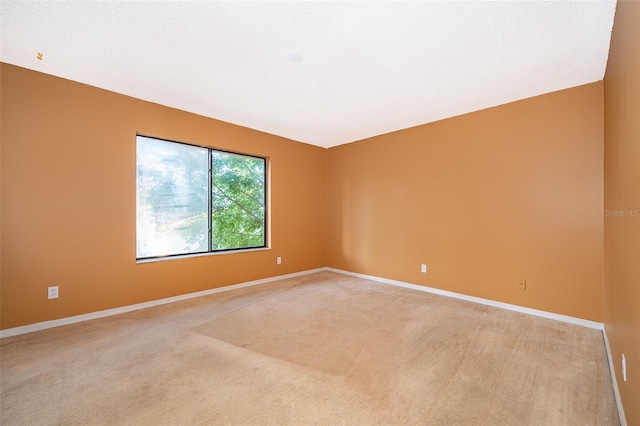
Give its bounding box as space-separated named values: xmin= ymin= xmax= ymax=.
xmin=0 ymin=272 xmax=619 ymax=425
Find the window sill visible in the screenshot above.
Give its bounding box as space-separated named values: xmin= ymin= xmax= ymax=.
xmin=136 ymin=246 xmax=271 ymax=264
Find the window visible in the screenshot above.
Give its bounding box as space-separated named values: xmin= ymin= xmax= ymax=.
xmin=136 ymin=135 xmax=267 ymax=260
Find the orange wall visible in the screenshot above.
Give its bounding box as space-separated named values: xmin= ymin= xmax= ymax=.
xmin=0 ymin=63 xmax=326 ymax=329
xmin=604 ymin=1 xmax=640 ymax=424
xmin=0 ymin=65 xmax=608 ymax=329
xmin=326 ymin=82 xmax=604 ymax=322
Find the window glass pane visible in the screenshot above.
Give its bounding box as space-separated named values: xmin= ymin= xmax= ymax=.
xmin=211 ymin=151 xmax=266 ymax=250
xmin=136 ymin=136 xmax=209 ymax=258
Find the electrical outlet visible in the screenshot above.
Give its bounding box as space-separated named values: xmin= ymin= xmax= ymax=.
xmin=622 ymin=354 xmax=627 ymax=382
xmin=421 ymin=264 xmax=427 ymax=273
xmin=276 ymin=256 xmax=282 ymax=265
xmin=48 ymin=286 xmax=59 ymax=299
xmin=518 ymin=279 xmax=526 ymax=290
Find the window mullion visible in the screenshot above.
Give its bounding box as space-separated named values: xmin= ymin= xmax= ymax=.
xmin=208 ymin=150 xmax=213 ymax=253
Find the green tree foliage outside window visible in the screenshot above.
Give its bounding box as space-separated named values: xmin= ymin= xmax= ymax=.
xmin=212 ymin=151 xmax=265 ymax=250
xmin=136 ymin=136 xmax=266 ymax=259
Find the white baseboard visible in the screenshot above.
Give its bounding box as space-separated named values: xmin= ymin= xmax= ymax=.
xmin=0 ymin=268 xmax=326 ymax=339
xmin=327 ymin=268 xmax=624 ymax=423
xmin=326 ymin=267 xmax=604 ymax=330
xmin=602 ymin=327 xmax=627 ymax=426
xmin=0 ymin=266 xmax=604 ymax=336
xmin=1 ymin=266 xmax=624 ymax=421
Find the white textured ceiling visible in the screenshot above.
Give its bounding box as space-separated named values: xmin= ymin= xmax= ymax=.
xmin=1 ymin=1 xmax=616 ymax=148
